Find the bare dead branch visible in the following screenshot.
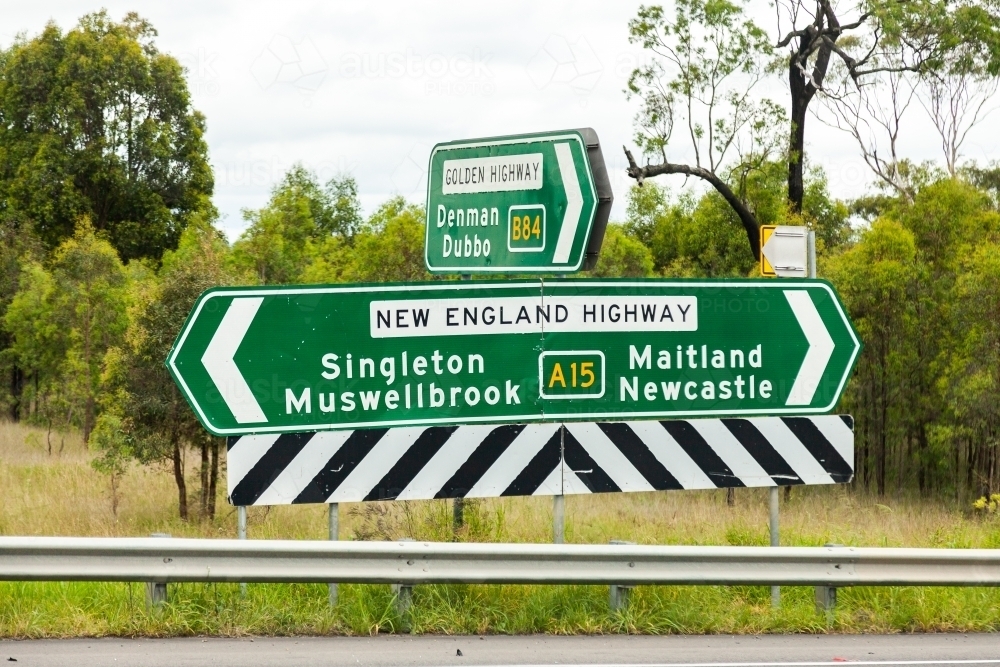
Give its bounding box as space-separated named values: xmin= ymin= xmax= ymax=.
xmin=623 ymin=146 xmax=761 ymax=259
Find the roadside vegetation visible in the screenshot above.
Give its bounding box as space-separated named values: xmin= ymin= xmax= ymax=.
xmin=3 ymin=421 xmax=1000 ymax=637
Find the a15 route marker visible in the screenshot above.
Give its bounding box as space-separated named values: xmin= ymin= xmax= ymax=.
xmin=425 ymin=129 xmax=613 ymax=273
xmin=167 ymin=279 xmax=861 ymax=437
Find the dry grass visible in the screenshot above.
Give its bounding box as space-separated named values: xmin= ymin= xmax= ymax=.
xmin=2 ymin=418 xmax=996 ymax=548
xmin=2 ymin=420 xmax=1000 ymax=637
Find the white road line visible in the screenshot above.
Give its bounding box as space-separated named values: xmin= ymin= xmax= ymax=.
xmin=457 ymin=661 xmax=1000 ymax=667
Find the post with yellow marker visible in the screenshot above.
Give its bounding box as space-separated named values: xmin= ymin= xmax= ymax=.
xmin=759 ymin=224 xmax=815 ymax=608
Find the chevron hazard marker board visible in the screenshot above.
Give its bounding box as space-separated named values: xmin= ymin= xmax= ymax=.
xmin=167 ymin=279 xmax=861 ymax=437
xmin=226 ymin=416 xmax=854 ymax=506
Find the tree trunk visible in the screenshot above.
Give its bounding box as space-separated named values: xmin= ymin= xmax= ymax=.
xmin=787 ymin=65 xmax=810 ymax=213
xmin=784 ymin=7 xmax=835 ymax=214
xmin=208 ymin=439 xmax=219 ymax=520
xmin=83 ymin=305 xmax=93 ymax=442
xmin=877 ymin=349 xmax=888 ymax=497
xmin=199 ymin=440 xmax=209 ymax=519
xmin=9 ymin=365 xmax=23 ymax=421
xmin=83 ymin=394 xmax=95 ymax=444
xmin=172 ymin=437 xmax=188 ymax=521
xmin=917 ymin=427 xmax=928 ymax=493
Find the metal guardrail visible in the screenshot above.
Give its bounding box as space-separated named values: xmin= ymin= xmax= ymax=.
xmin=1 ymin=537 xmax=999 ymax=587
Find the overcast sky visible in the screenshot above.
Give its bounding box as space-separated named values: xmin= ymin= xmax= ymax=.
xmin=4 ymin=1 xmax=997 ymax=240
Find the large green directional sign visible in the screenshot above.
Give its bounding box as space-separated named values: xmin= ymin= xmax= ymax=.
xmin=424 ymin=129 xmax=612 ymax=273
xmin=167 ymin=279 xmax=861 ymax=436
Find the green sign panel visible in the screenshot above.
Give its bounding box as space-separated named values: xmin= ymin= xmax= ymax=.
xmin=166 ymin=279 xmax=861 ymax=437
xmin=424 ymin=129 xmax=612 ymax=273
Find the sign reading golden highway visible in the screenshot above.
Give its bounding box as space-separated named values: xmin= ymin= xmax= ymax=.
xmin=166 ymin=279 xmax=861 ymax=436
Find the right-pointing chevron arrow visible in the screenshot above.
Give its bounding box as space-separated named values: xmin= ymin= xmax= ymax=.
xmin=552 ymin=142 xmax=584 ymax=264
xmin=784 ymin=290 xmax=835 ymax=406
xmin=201 ymin=297 xmax=268 ymax=424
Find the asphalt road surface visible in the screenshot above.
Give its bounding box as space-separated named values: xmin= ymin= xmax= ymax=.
xmin=1 ymin=634 xmax=998 ymax=667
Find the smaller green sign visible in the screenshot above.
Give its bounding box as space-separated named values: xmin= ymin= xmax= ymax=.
xmin=425 ymin=129 xmax=612 ymax=273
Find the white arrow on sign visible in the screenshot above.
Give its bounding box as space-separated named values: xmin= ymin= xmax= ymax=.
xmin=552 ymin=142 xmax=584 ymax=264
xmin=762 ymin=226 xmax=807 ymax=277
xmin=784 ymin=290 xmax=835 ymax=406
xmin=201 ymin=297 xmax=268 ymax=424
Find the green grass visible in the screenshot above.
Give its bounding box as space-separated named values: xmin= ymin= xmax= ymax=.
xmin=2 ymin=421 xmax=1000 ymax=637
xmin=5 ymin=581 xmax=1000 ymax=637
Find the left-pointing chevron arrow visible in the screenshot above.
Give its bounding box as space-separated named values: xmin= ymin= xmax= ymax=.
xmin=200 ymin=297 xmax=267 ymax=424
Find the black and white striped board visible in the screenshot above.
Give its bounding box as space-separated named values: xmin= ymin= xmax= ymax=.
xmin=227 ymin=417 xmax=854 ymax=506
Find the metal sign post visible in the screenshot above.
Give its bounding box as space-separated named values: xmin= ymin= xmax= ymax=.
xmin=762 ymin=226 xmax=820 ymax=608
xmin=328 ymin=503 xmax=339 ymax=606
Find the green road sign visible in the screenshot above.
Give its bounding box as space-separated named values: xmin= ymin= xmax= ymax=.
xmin=424 ymin=129 xmax=612 ymax=273
xmin=166 ymin=279 xmax=861 ymax=437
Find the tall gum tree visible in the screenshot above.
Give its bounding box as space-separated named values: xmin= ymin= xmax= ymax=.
xmin=626 ymin=0 xmax=1000 ymax=258
xmin=623 ymin=0 xmax=785 ymax=259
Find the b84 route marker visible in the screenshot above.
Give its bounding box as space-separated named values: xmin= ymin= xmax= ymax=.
xmin=166 ymin=279 xmax=861 ymax=436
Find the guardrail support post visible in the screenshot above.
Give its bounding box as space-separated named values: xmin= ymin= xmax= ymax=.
xmin=145 ymin=581 xmax=168 ymax=609
xmin=238 ymin=505 xmax=247 ymax=596
xmin=815 ymin=584 xmax=837 ymax=616
xmin=769 ymin=486 xmax=780 ymax=608
xmin=608 ymin=540 xmax=635 ymax=611
xmin=816 ymin=543 xmax=842 ymax=618
xmin=145 ymin=533 xmax=170 ymax=610
xmin=392 ymin=538 xmax=415 ymax=632
xmin=391 ymin=583 xmax=413 ymax=632
xmin=328 ymin=502 xmax=339 ymax=607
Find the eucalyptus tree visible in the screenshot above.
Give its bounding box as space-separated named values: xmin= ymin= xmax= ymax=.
xmin=623 ymin=0 xmax=785 ymax=258
xmin=0 ymin=11 xmax=213 ymax=262
xmin=626 ymin=0 xmax=1000 ymax=257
